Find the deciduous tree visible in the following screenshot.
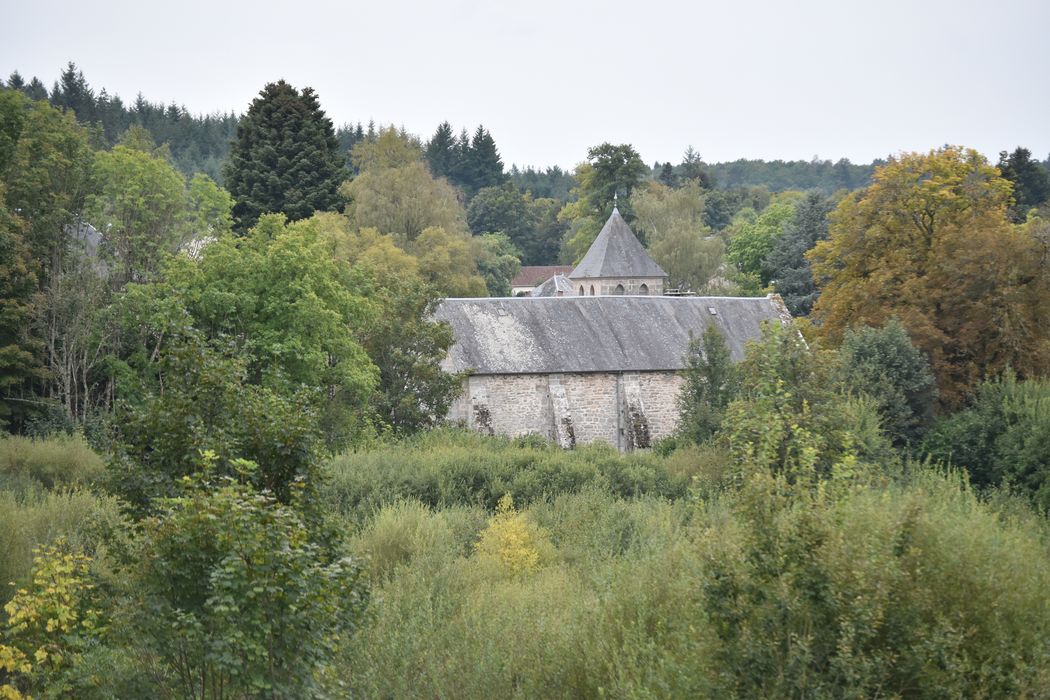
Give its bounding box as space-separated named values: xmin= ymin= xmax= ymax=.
xmin=809 ymin=146 xmax=1050 ymax=405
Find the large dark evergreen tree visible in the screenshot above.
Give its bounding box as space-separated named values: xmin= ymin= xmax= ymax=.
xmin=766 ymin=191 xmax=835 ymax=316
xmin=224 ymin=80 xmax=346 ymax=232
xmin=464 ymin=126 xmax=505 ymax=194
xmin=998 ymin=147 xmax=1050 ymax=221
xmin=425 ymin=121 xmax=457 ymax=180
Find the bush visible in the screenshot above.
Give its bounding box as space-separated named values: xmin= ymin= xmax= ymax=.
xmin=0 ymin=489 xmax=122 ymax=606
xmin=923 ymin=372 xmax=1050 ymax=511
xmin=336 ymin=467 xmax=1050 ymax=698
xmin=0 ymin=434 xmax=105 ymax=490
xmin=322 ymin=428 xmax=687 ymax=521
xmin=130 ymin=471 xmax=368 ymax=699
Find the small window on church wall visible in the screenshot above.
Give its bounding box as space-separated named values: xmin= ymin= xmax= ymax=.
xmin=579 ymin=285 xmax=584 ymax=295
xmin=639 ymin=283 xmax=649 ymax=295
xmin=589 ymin=285 xmax=595 ymax=295
xmin=614 ymin=284 xmax=625 ymax=295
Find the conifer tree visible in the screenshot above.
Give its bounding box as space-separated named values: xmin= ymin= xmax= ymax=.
xmin=224 ymin=80 xmax=346 ymax=232
xmin=425 ymin=121 xmax=457 ymax=180
xmin=465 ymin=125 xmax=505 ymax=194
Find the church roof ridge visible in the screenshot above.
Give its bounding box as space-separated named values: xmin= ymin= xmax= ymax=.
xmin=568 ymin=208 xmax=667 ymax=280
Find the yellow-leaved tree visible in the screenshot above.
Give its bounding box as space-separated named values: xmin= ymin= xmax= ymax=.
xmin=474 ymin=494 xmax=553 ymax=576
xmin=808 ymin=146 xmax=1050 ymax=406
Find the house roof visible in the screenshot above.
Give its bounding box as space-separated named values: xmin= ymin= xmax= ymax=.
xmin=569 ymin=208 xmax=667 ymax=280
xmin=531 ymin=274 xmax=575 ymax=297
xmin=511 ymin=265 xmax=574 ymax=288
xmin=433 ymin=295 xmax=789 ymax=375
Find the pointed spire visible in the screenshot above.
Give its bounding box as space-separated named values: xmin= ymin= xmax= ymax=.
xmin=613 ymin=191 xmax=618 ymax=211
xmin=568 ymin=208 xmax=667 ymax=280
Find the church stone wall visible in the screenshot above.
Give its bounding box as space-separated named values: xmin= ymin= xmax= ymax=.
xmin=571 ymin=277 xmax=665 ymax=296
xmin=448 ymin=371 xmax=685 ymax=451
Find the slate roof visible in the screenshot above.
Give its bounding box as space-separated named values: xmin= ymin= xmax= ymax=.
xmin=569 ymin=208 xmax=667 ymax=280
xmin=433 ymin=295 xmax=789 ymax=375
xmin=531 ymin=274 xmax=575 ymax=297
xmin=511 ymin=265 xmax=574 ymax=288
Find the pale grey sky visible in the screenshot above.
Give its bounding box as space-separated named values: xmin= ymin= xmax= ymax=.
xmin=5 ymin=0 xmax=1048 ymax=169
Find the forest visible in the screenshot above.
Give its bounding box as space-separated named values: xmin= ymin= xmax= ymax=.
xmin=2 ymin=64 xmax=1050 ymax=698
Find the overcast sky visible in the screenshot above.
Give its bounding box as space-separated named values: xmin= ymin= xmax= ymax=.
xmin=5 ymin=0 xmax=1048 ymax=169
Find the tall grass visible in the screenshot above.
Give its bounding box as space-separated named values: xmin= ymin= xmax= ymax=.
xmin=323 ymin=428 xmax=694 ymax=522
xmin=0 ymin=433 xmax=105 ymax=490
xmin=0 ymin=488 xmax=124 ymax=605
xmin=335 ymin=469 xmax=1050 ymax=698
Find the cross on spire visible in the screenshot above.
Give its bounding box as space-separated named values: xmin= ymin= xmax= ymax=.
xmin=613 ymin=192 xmax=618 ymax=210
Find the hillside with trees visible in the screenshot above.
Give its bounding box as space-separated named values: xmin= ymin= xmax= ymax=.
xmin=2 ymin=69 xmax=1050 ymax=698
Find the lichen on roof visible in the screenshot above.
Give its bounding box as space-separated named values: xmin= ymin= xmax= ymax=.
xmin=434 ymin=295 xmax=788 ymax=375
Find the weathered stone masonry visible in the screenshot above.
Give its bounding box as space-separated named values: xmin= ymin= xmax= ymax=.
xmin=435 ymin=294 xmax=789 ymax=451
xmin=447 ymin=372 xmax=684 ymax=451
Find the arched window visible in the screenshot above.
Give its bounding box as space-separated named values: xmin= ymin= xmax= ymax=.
xmin=639 ymin=283 xmax=649 ymax=295
xmin=579 ymin=285 xmax=584 ymax=296
xmin=614 ymin=284 xmax=625 ymax=295
xmin=589 ymin=285 xmax=595 ymax=296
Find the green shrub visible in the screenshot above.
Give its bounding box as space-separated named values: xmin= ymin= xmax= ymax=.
xmin=0 ymin=434 xmax=105 ymax=490
xmin=923 ymin=371 xmax=1050 ymax=511
xmin=698 ymin=468 xmax=1050 ymax=698
xmin=323 ymin=428 xmax=687 ymax=521
xmin=130 ymin=471 xmax=368 ymax=699
xmin=337 ymin=467 xmax=1050 ymax=698
xmin=0 ymin=489 xmax=122 ymax=606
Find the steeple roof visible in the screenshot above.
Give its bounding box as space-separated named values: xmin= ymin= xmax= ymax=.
xmin=568 ymin=208 xmax=667 ymax=280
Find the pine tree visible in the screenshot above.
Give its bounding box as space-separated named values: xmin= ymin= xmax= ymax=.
xmin=24 ymin=78 xmax=47 ymax=101
xmin=6 ymin=71 xmax=24 ymax=90
xmin=223 ymin=80 xmax=346 ymax=232
xmin=465 ymin=125 xmax=505 ymax=195
xmin=425 ymin=121 xmax=457 ymax=180
xmin=998 ymin=147 xmax=1050 ymax=221
xmin=658 ymin=162 xmax=677 ymax=187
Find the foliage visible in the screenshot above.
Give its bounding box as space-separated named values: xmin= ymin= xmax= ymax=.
xmin=340 ymin=471 xmax=1050 ymax=698
xmin=720 ymin=322 xmax=892 ymax=483
xmin=0 ymin=194 xmax=43 ymax=429
xmin=632 ymin=181 xmax=724 ymax=292
xmin=132 ymin=471 xmax=367 ymax=699
xmin=809 ymin=146 xmax=1050 ymax=406
xmin=699 ymin=468 xmax=1050 ymax=698
xmin=223 ymin=80 xmax=345 ymax=232
xmin=922 ymin=372 xmax=1050 ymax=511
xmin=86 ymin=145 xmax=193 ymax=285
xmin=726 ymin=197 xmax=797 ymax=285
xmin=0 ymin=433 xmax=104 ymax=490
xmin=409 ymin=226 xmax=488 ymax=297
xmin=998 ymin=146 xmax=1050 ymax=221
xmin=676 ymin=326 xmax=740 ymax=444
xmin=424 ymin=123 xmax=505 ymax=195
xmin=7 ymin=64 xmax=237 ymax=182
xmin=0 ymin=489 xmax=121 ymax=609
xmin=706 ymin=156 xmax=874 ymax=193
xmin=466 ymin=182 xmax=531 ymax=244
xmin=508 ymin=165 xmax=575 ymax=203
xmin=354 ymin=276 xmax=463 ymax=435
xmin=474 ymin=494 xmax=553 ymax=576
xmin=343 ymin=160 xmax=469 ymax=244
xmin=350 ymin=126 xmax=422 ymax=172
xmin=0 ymin=542 xmax=101 ymax=699
xmin=115 ymin=213 xmax=378 ymax=448
xmin=322 ymin=429 xmax=691 ymax=522
xmin=766 ymin=190 xmax=835 ymax=315
xmin=839 ymin=320 xmax=937 ymax=447
xmin=473 ymin=232 xmax=521 ymax=296
xmin=108 ymin=332 xmax=323 ymax=514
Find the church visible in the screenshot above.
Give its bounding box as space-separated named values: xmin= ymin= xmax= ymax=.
xmin=435 ymin=207 xmax=789 ymax=451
